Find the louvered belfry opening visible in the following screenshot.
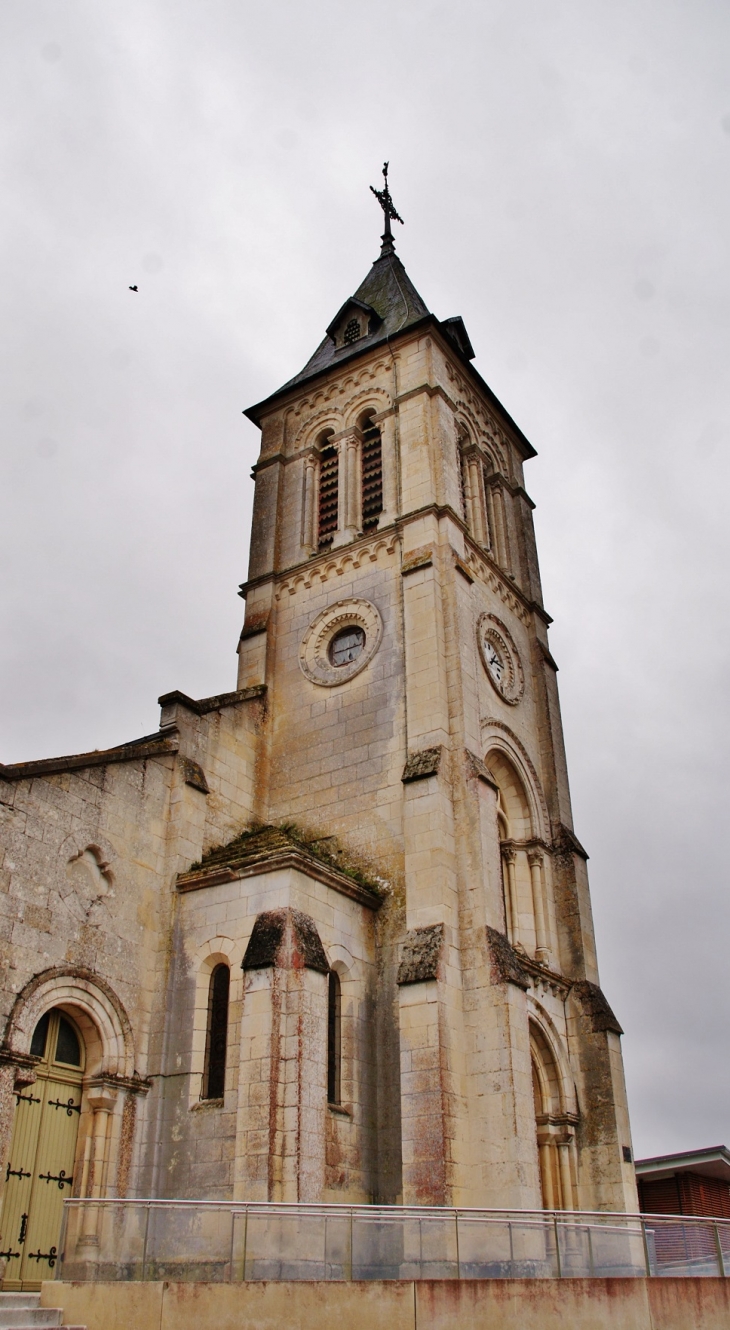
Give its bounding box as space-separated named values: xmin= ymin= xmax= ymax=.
xmin=361 ymin=414 xmax=383 ymax=531
xmin=203 ymin=963 xmax=230 ymax=1100
xmin=318 ymin=442 xmax=339 ymax=547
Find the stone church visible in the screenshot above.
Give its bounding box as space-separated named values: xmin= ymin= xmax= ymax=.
xmin=0 ymin=179 xmax=637 ymax=1289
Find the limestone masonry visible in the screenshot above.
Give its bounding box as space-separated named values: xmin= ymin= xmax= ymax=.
xmin=0 ymin=220 xmax=638 ymax=1285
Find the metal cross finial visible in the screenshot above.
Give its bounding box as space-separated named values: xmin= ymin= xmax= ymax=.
xmin=370 ymin=162 xmax=403 ymax=255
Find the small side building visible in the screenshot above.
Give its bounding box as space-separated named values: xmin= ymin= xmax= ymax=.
xmin=636 ymin=1145 xmax=730 ymax=1219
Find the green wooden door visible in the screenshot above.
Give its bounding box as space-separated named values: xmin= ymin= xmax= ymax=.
xmin=0 ymin=1010 xmax=83 ymax=1290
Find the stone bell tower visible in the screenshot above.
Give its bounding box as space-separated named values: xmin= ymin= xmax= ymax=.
xmin=233 ymin=169 xmax=638 ymax=1213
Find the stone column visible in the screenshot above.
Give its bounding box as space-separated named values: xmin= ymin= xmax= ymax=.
xmin=467 ymin=455 xmax=486 ymax=545
xmin=235 ymin=908 xmax=329 ymax=1202
xmin=332 ymin=430 xmax=361 ymax=547
xmin=537 ymin=1136 xmax=556 ymax=1209
xmin=527 ymin=849 xmax=550 ymax=964
xmin=302 ymin=453 xmax=317 ymax=553
xmin=491 ymin=483 xmax=511 ymax=572
xmin=558 ymin=1136 xmax=574 ymax=1211
xmin=501 ymin=845 xmax=520 ymax=947
xmin=77 ymin=1085 xmax=117 ymax=1245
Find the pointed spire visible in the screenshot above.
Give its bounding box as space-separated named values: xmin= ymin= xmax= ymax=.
xmin=370 ymin=162 xmax=404 ymax=257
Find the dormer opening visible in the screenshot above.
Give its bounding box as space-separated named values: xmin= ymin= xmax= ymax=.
xmin=343 ymin=318 xmax=361 ymax=346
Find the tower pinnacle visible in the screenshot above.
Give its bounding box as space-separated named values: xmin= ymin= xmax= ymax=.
xmin=370 ymin=161 xmax=404 ymax=256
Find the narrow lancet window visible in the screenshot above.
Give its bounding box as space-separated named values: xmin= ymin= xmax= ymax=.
xmin=327 ymin=970 xmax=341 ymax=1105
xmin=203 ymin=963 xmax=230 ymax=1100
xmin=318 ymin=445 xmax=339 ymax=547
xmin=361 ymin=414 xmax=383 ymax=531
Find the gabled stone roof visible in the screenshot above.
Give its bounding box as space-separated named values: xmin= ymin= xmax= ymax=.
xmin=177 ymin=823 xmax=385 ymax=910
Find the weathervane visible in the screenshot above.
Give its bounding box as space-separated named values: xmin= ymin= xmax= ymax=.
xmin=370 ymin=162 xmax=403 ymax=256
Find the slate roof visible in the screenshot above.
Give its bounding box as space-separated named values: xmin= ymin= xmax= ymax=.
xmin=280 ymin=251 xmax=431 ymax=392
xmin=243 ymin=238 xmax=538 ymax=460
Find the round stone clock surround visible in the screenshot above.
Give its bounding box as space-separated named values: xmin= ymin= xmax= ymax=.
xmin=477 ymin=612 xmax=524 ymax=705
xmin=299 ymin=598 xmax=383 ymax=686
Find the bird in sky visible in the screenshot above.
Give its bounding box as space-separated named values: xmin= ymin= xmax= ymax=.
xmin=129 ymin=285 xmax=138 ymax=292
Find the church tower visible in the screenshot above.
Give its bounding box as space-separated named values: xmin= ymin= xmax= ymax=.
xmin=0 ymin=176 xmax=637 ymax=1277
xmin=232 ymin=171 xmax=637 ymax=1212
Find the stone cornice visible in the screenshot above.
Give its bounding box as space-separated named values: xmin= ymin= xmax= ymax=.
xmin=177 ymin=845 xmax=383 ymax=911
xmin=86 ymin=1071 xmax=152 ymax=1096
xmin=239 ymin=507 xmax=552 ymax=629
xmin=520 ymin=953 xmax=572 ymax=994
xmin=0 ymin=734 xmax=179 ymax=784
xmin=158 ymin=685 xmax=266 ymax=716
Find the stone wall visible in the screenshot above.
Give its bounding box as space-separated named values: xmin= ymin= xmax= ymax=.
xmin=42 ymin=1278 xmax=730 ymax=1330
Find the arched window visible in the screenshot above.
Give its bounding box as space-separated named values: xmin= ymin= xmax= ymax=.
xmin=327 ymin=970 xmax=341 ymax=1105
xmin=318 ymin=442 xmax=339 ymax=547
xmin=531 ymin=1021 xmax=575 ymax=1211
xmin=488 ymin=750 xmax=551 ymax=963
xmin=202 ymin=963 xmax=230 ymax=1100
xmin=360 ymin=412 xmax=383 ymax=531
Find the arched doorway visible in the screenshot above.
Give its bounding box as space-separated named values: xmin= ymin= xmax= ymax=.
xmin=1 ymin=1009 xmax=84 ymax=1289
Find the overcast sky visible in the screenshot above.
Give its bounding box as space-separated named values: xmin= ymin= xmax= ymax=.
xmin=2 ymin=0 xmax=729 ymax=1161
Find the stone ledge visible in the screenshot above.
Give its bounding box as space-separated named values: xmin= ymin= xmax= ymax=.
xmin=177 ymin=826 xmax=384 ymax=911
xmin=402 ymin=747 xmax=442 ymax=782
xmin=398 ymin=923 xmax=444 ymax=985
xmin=401 ymin=546 xmax=433 ymax=575
xmin=486 ymin=927 xmax=531 ymax=991
xmin=571 ymin=980 xmax=624 ymax=1036
xmin=0 ymin=734 xmax=179 ymax=783
xmin=242 ymin=907 xmax=329 ymax=974
xmin=158 ymin=684 xmax=266 ymax=716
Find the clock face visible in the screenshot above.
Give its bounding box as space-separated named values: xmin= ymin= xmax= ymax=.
xmin=484 ymin=641 xmax=504 ymax=683
xmin=477 ymin=614 xmax=524 ymax=706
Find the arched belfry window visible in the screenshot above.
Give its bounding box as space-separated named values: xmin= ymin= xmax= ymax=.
xmin=360 ymin=412 xmax=383 ymax=532
xmin=327 ymin=970 xmax=341 ymax=1105
xmin=318 ymin=437 xmax=339 ymax=548
xmin=203 ymin=963 xmax=230 ymax=1100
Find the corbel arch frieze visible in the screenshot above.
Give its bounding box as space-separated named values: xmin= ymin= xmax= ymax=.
xmin=481 ymin=722 xmax=551 ymax=844
xmin=290 ymin=360 xmax=393 ymax=421
xmin=343 ymin=385 xmax=391 ymax=430
xmin=2 ymin=966 xmax=135 ymax=1081
xmin=275 ymin=532 xmax=400 ymax=599
xmin=291 ymin=408 xmax=346 ymax=456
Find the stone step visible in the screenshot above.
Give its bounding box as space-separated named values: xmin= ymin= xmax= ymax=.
xmin=0 ymin=1301 xmax=41 ymax=1311
xmin=0 ymin=1312 xmax=62 ymax=1329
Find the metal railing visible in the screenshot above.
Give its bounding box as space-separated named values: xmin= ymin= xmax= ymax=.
xmin=57 ymin=1198 xmax=730 ymax=1283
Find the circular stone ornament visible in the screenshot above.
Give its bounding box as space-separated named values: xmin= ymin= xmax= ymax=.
xmin=477 ymin=613 xmax=524 ymax=706
xmin=299 ymin=599 xmax=383 ymax=686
